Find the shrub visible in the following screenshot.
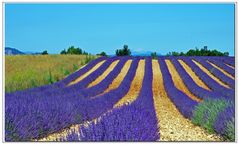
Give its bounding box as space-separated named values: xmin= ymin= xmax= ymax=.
xmin=192 ymin=99 xmax=230 ymax=133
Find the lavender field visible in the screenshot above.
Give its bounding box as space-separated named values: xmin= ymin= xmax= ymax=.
xmin=5 ymin=56 xmax=235 ymax=142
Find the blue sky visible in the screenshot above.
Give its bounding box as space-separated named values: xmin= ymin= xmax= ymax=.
xmin=5 ymin=3 xmax=235 ymax=55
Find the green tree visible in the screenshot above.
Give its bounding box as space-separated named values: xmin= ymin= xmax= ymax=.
xmin=60 ymin=49 xmax=67 ymax=54
xmin=60 ymin=46 xmax=89 ymax=55
xmin=99 ymin=51 xmax=107 ymax=56
xmin=116 ymin=49 xmax=119 ymax=56
xmin=115 ymin=45 xmax=131 ymax=56
xmin=42 ymin=50 xmax=48 ymax=55
xmin=151 ymin=52 xmax=157 ymax=59
xmin=179 ymin=52 xmax=185 ymax=56
xmin=123 ymin=45 xmax=131 ymax=56
xmin=223 ymin=52 xmax=229 ymax=56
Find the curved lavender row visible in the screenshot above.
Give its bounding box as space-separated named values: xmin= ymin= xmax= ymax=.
xmin=158 ymin=58 xmax=198 ymax=119
xmin=32 ymin=56 xmax=123 ymax=98
xmin=192 ymin=58 xmax=234 ymax=89
xmin=181 ymin=57 xmax=234 ymax=98
xmin=209 ymin=56 xmax=235 ymax=67
xmin=6 ymin=56 xmax=119 ymax=99
xmin=80 ymin=56 xmax=130 ymax=98
xmin=205 ymin=57 xmax=235 ymax=77
xmin=7 ymin=56 xmax=107 ymax=95
xmin=218 ymin=57 xmax=235 ymax=67
xmin=63 ymin=57 xmax=159 ymax=141
xmin=170 ymin=58 xmax=230 ymax=100
xmin=5 ymin=57 xmax=140 ymax=141
xmin=68 ymin=56 xmax=120 ymax=89
xmin=78 ymin=57 xmax=140 ymax=121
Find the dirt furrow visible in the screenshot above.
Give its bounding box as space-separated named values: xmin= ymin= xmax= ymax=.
xmin=114 ymin=60 xmax=145 ymax=107
xmin=152 ymin=60 xmax=222 ymax=141
xmin=87 ymin=60 xmax=119 ymax=87
xmin=67 ymin=60 xmax=106 ymax=86
xmin=165 ymin=60 xmax=202 ymax=102
xmin=192 ymin=60 xmax=230 ymax=89
xmin=91 ymin=60 xmax=132 ymax=99
xmin=207 ymin=61 xmax=234 ymax=80
xmin=178 ymin=60 xmax=211 ymax=91
xmin=224 ymin=63 xmax=235 ymax=69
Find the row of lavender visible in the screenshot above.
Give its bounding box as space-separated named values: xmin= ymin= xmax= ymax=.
xmin=5 ymin=56 xmax=235 ymax=141
xmin=180 ymin=57 xmax=234 ymax=98
xmin=5 ymin=56 xmax=143 ymax=141
xmin=62 ymin=56 xmax=234 ymax=141
xmin=160 ymin=57 xmax=235 ymax=141
xmin=62 ymin=57 xmax=159 ymax=141
xmin=193 ymin=57 xmax=234 ymax=89
xmin=205 ymin=57 xmax=235 ymax=76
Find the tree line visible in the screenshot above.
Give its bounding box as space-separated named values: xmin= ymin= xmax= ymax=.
xmin=40 ymin=45 xmax=229 ymax=57
xmin=166 ymin=46 xmax=229 ymax=56
xmin=60 ymin=46 xmax=90 ymax=55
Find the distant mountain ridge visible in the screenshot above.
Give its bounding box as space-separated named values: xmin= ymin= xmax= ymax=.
xmin=5 ymin=47 xmax=41 ymax=55
xmin=5 ymin=47 xmax=25 ymax=55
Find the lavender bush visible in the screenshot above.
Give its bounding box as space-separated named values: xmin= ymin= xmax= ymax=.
xmin=213 ymin=105 xmax=235 ymax=141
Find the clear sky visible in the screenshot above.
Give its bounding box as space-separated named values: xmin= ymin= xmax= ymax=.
xmin=5 ymin=3 xmax=235 ymax=56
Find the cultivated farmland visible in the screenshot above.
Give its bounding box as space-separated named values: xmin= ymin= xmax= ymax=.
xmin=5 ymin=56 xmax=235 ymax=141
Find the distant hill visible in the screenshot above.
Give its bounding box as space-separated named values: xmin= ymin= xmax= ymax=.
xmin=5 ymin=47 xmax=42 ymax=55
xmin=5 ymin=47 xmax=25 ymax=55
xmin=131 ymin=50 xmax=162 ymax=56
